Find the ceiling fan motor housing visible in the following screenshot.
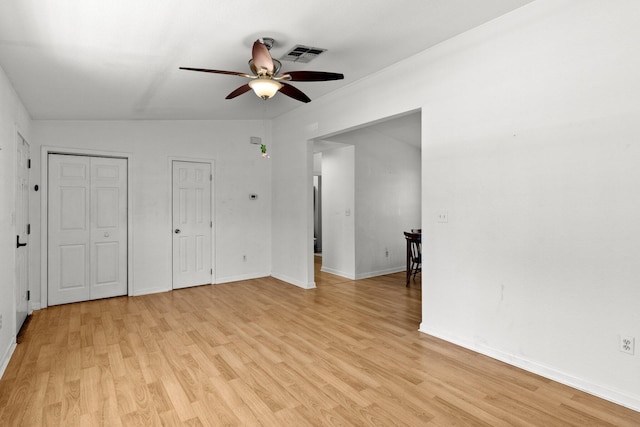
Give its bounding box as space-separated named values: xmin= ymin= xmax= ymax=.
xmin=261 ymin=37 xmax=275 ymax=50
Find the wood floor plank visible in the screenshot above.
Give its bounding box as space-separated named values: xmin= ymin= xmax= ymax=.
xmin=159 ymin=375 xmax=195 ymax=422
xmin=42 ymin=402 xmax=62 ymax=427
xmin=207 ymin=375 xmax=261 ymax=425
xmin=1 ymin=264 xmax=638 ymax=426
xmin=359 ymin=385 xmax=435 ymax=425
xmin=274 ymin=407 xmax=316 ymax=427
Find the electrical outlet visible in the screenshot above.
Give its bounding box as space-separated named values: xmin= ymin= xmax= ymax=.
xmin=620 ymin=336 xmax=635 ymax=355
xmin=437 ymin=211 xmax=448 ymax=223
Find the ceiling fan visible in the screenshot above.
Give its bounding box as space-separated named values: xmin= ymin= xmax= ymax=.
xmin=180 ymin=38 xmax=344 ymax=103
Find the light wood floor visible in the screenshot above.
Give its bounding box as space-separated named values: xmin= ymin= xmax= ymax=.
xmin=1 ymin=261 xmax=637 ymax=426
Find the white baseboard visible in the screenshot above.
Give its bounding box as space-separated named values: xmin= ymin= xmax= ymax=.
xmin=319 ymin=267 xmax=355 ymax=279
xmin=0 ymin=340 xmax=17 ymax=380
xmin=355 ymin=266 xmax=406 ymax=280
xmin=215 ymin=272 xmax=271 ymax=285
xmin=28 ymin=301 xmax=41 ymax=314
xmin=419 ymin=325 xmax=640 ymax=412
xmin=270 ymin=272 xmax=316 ymax=289
xmin=319 ymin=266 xmax=406 ymax=281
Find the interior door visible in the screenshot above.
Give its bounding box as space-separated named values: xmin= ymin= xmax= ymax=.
xmin=48 ymin=154 xmax=127 ymax=305
xmin=172 ymin=161 xmax=212 ymax=289
xmin=90 ymin=157 xmax=128 ymax=299
xmin=15 ymin=134 xmax=29 ymax=333
xmin=48 ymin=155 xmax=90 ymax=304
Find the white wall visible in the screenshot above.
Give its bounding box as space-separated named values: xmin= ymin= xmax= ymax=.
xmin=0 ymin=65 xmax=31 ymax=376
xmin=271 ymin=121 xmax=315 ymax=288
xmin=30 ymin=120 xmax=272 ymax=305
xmin=272 ymin=0 xmax=640 ymax=411
xmin=319 ymin=145 xmax=355 ymax=278
xmin=313 ymin=152 xmax=322 ymax=175
xmin=355 ymin=132 xmax=420 ymax=278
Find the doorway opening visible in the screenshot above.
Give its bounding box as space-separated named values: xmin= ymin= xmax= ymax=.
xmin=313 ymin=175 xmax=322 ymax=255
xmin=311 ymin=110 xmax=421 ymax=283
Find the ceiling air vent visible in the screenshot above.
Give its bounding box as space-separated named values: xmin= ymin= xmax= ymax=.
xmin=281 ymin=45 xmax=327 ymax=63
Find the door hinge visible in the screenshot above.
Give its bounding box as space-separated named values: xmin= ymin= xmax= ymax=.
xmin=27 ymin=290 xmax=30 ymax=301
xmin=210 ymin=221 xmax=213 ymax=228
xmin=211 ymin=268 xmax=213 ymax=275
xmin=210 ymin=174 xmax=212 ymax=181
xmin=27 ymin=224 xmax=31 ymax=235
xmin=28 ymin=159 xmax=31 ymax=169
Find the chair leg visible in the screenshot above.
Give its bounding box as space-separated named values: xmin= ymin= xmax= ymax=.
xmin=407 ymin=261 xmax=416 ymax=286
xmin=407 ymin=261 xmax=420 ymax=285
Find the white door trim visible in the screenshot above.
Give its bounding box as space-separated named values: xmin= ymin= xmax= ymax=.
xmin=40 ymin=146 xmax=133 ymax=309
xmin=168 ymin=156 xmax=215 ymax=285
xmin=15 ymin=131 xmax=30 ymax=332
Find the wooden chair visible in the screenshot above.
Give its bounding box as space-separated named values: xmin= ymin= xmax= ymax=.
xmin=404 ymin=231 xmax=421 ymax=286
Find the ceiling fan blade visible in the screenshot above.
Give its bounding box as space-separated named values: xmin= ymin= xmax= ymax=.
xmin=281 ymin=71 xmax=344 ymax=82
xmin=252 ymin=40 xmax=274 ymax=74
xmin=180 ymin=67 xmax=252 ymax=78
xmin=225 ymin=84 xmax=252 ymax=99
xmin=279 ymin=82 xmax=311 ymax=103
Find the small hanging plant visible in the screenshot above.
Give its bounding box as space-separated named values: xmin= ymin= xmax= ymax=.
xmin=260 ymin=144 xmax=270 ymax=158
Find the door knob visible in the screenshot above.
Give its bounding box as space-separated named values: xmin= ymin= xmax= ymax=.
xmin=175 ymin=229 xmax=181 ymax=234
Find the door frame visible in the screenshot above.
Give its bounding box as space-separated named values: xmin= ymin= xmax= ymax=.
xmin=40 ymin=146 xmax=133 ymax=309
xmin=168 ymin=156 xmax=216 ymax=286
xmin=15 ymin=130 xmax=30 ymax=331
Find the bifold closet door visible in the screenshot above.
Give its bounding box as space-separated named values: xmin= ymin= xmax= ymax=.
xmin=48 ymin=154 xmax=127 ymax=306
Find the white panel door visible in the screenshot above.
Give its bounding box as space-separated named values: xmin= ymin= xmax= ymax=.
xmin=90 ymin=157 xmax=128 ymax=299
xmin=15 ymin=135 xmax=29 ymax=333
xmin=48 ymin=154 xmax=127 ymax=305
xmin=49 ymin=155 xmax=91 ymax=305
xmin=172 ymin=161 xmax=212 ymax=289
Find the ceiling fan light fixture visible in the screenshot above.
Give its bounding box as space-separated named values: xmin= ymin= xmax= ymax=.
xmin=180 ymin=38 xmax=343 ymax=103
xmin=248 ymin=78 xmax=283 ymax=100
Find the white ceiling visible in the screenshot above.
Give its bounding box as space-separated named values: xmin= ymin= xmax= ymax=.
xmin=0 ymin=0 xmax=535 ymax=121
